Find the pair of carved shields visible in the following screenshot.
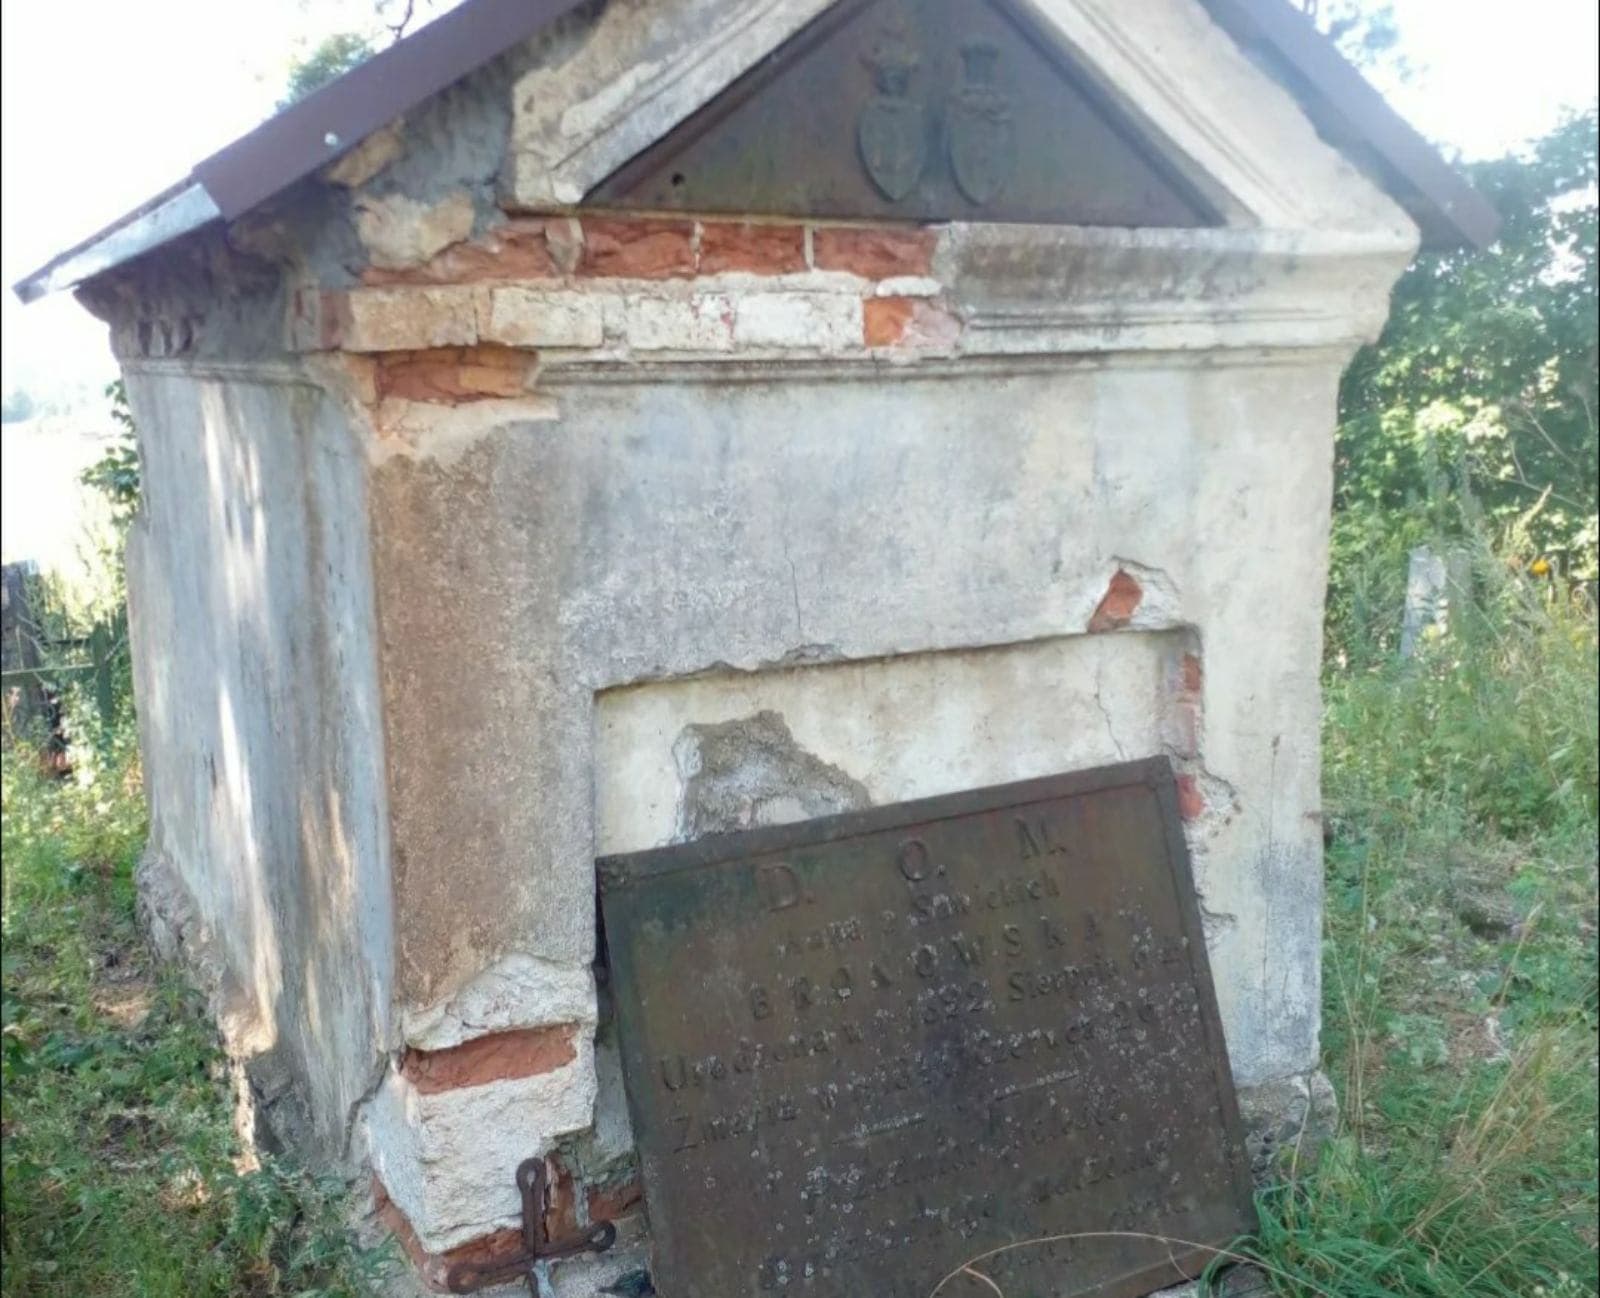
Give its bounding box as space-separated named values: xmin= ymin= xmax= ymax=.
xmin=598 ymin=758 xmax=1255 ymax=1297
xmin=855 ymin=25 xmax=1014 ymax=205
xmin=588 ymin=0 xmax=1218 ymax=227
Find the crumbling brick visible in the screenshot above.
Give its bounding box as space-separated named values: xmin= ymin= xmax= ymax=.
xmin=480 ymin=287 xmax=605 ymax=348
xmin=399 ymin=1024 xmax=578 ymax=1094
xmin=374 ymin=347 xmax=532 ymax=404
xmin=698 ymin=221 xmax=807 ymax=275
xmin=365 ymin=219 xmax=559 ymax=285
xmin=340 ymin=286 xmax=478 ymax=352
xmin=580 ymin=216 xmax=696 ymax=278
xmin=812 ymin=225 xmax=939 ymax=278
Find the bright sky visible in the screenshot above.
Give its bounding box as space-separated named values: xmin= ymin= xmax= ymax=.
xmin=1 ymin=0 xmax=1596 ymax=407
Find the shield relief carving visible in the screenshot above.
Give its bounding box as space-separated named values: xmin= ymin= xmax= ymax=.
xmin=948 ymin=39 xmax=1016 ymax=204
xmin=856 ymin=25 xmax=928 ymax=201
xmin=856 ymin=26 xmax=1020 ymax=208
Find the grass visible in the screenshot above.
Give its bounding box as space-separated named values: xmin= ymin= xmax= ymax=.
xmin=2 ymin=538 xmax=1594 ymax=1297
xmin=0 ymin=728 xmax=387 ymax=1298
xmin=1237 ymin=548 xmax=1599 ymax=1296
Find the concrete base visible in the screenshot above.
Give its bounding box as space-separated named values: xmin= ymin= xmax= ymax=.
xmin=1238 ymin=1069 xmax=1340 ymax=1182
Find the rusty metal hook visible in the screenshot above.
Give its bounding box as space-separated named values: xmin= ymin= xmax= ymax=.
xmin=444 ymin=1157 xmax=617 ymax=1293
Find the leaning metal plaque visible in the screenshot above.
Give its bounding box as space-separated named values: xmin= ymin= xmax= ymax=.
xmin=598 ymin=758 xmax=1256 ymax=1298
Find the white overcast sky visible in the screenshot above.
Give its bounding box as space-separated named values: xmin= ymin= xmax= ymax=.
xmin=2 ymin=0 xmax=1596 ymax=405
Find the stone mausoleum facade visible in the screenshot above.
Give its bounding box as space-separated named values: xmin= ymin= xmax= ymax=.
xmin=17 ymin=0 xmax=1492 ymax=1291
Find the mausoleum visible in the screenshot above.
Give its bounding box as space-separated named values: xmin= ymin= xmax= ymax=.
xmin=17 ymin=0 xmax=1493 ymax=1293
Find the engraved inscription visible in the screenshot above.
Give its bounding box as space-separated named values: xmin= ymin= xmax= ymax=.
xmin=599 ymin=762 xmax=1255 ymax=1298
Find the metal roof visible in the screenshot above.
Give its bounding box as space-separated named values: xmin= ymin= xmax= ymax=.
xmin=12 ymin=0 xmax=1498 ymax=305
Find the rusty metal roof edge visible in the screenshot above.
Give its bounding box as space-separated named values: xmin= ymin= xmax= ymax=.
xmin=11 ymin=0 xmax=587 ymax=305
xmin=14 ymin=0 xmax=1500 ymax=306
xmin=1202 ymin=0 xmax=1501 ymax=250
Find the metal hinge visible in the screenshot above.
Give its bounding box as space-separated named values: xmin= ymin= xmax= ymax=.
xmin=445 ymin=1157 xmax=617 ymax=1294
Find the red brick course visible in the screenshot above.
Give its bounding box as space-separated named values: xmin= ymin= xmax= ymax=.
xmin=579 ymin=216 xmax=697 ymax=278
xmin=698 ymin=221 xmax=807 ymax=275
xmin=399 ymin=1024 xmax=577 ymax=1094
xmin=812 ymin=225 xmax=938 ymax=278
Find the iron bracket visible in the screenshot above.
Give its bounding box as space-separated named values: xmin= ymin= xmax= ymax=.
xmin=444 ymin=1157 xmax=617 ymax=1293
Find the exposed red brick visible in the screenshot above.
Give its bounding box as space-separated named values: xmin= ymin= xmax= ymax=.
xmin=698 ymin=221 xmax=807 ymax=275
xmin=813 ymin=225 xmax=938 ymax=279
xmin=375 ymin=346 xmax=532 ymax=404
xmin=580 ymin=216 xmax=696 ymax=278
xmin=1088 ymin=570 xmax=1144 ymax=632
xmin=399 ymin=1024 xmax=577 ymax=1094
xmin=864 ymin=297 xmax=916 ymax=347
xmin=587 ymin=1178 xmax=644 ymax=1223
xmin=864 ymin=297 xmax=961 ymax=349
xmin=373 ymin=1176 xmax=522 ymax=1293
xmin=365 ymin=219 xmax=558 ymax=285
xmin=1180 ymin=652 xmax=1204 ymax=695
xmin=1176 ymin=774 xmax=1206 ymax=822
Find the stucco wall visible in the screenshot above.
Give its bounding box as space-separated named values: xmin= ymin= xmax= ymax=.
xmin=76 ymin=0 xmax=1429 ymax=1273
xmin=369 ymin=359 xmax=1338 ymax=1092
xmin=124 ymin=365 xmax=393 ymax=1151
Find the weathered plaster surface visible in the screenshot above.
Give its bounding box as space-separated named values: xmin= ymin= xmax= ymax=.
xmin=598 ymin=633 xmax=1193 ymax=852
xmin=370 ymin=358 xmax=1342 ymax=1097
xmin=506 ymin=0 xmax=836 ymax=206
xmin=87 ymin=0 xmax=1430 ymax=1267
xmin=123 ymin=364 xmax=393 ymax=1152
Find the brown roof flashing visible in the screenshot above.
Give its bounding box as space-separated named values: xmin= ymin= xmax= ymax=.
xmin=1203 ymin=0 xmax=1500 ymax=250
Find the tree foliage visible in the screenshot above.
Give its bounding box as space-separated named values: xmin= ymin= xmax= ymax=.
xmin=1337 ymin=108 xmax=1600 ymax=579
xmin=277 ymin=2 xmax=448 ymax=108
xmin=278 ymin=31 xmax=374 ymax=108
xmin=1303 ymin=0 xmax=1411 ymax=83
xmin=79 ymin=382 xmax=140 ymax=528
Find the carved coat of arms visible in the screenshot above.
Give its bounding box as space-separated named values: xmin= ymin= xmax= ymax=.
xmin=947 ymin=40 xmax=1016 ymax=205
xmin=856 ymin=29 xmax=927 ymax=201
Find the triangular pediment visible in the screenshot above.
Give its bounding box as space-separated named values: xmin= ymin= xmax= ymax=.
xmin=586 ymin=0 xmax=1219 ymax=226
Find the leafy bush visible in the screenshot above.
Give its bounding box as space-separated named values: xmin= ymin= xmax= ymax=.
xmin=1335 ymin=108 xmax=1598 ymax=584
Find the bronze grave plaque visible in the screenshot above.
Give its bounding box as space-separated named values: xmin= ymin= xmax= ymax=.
xmin=598 ymin=758 xmax=1255 ymax=1298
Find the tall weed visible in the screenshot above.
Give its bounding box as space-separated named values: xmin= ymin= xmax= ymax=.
xmin=1242 ymin=520 xmax=1599 ymax=1296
